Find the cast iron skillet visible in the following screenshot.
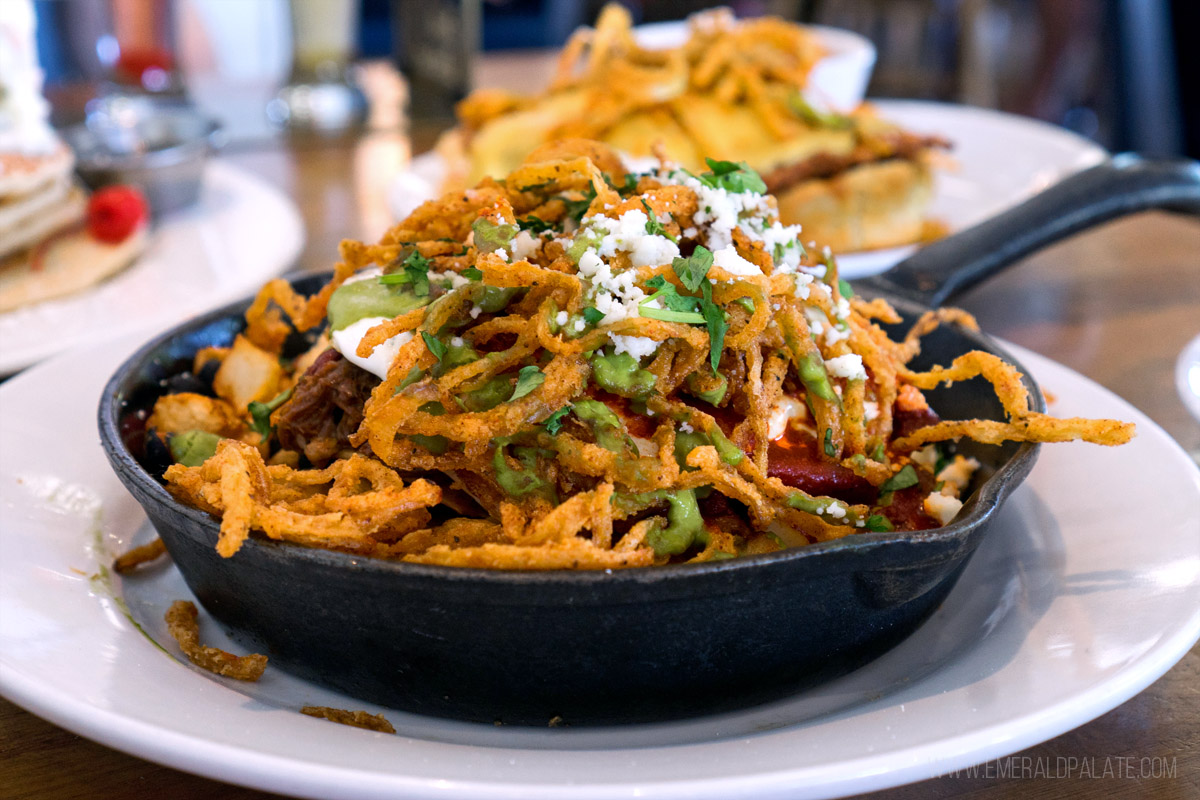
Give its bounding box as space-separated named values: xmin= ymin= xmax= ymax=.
xmin=98 ymin=154 xmax=1200 ymax=726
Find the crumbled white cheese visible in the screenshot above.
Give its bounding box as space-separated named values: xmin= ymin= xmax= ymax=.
xmin=573 ymin=319 xmax=586 ymax=332
xmin=679 ymin=421 xmax=694 ymax=434
xmin=923 ymin=492 xmax=964 ymax=526
xmin=936 ymin=455 xmax=980 ymax=496
xmin=555 ymin=311 xmax=568 ymax=326
xmin=469 ymin=305 xmax=483 ymax=319
xmin=864 ymin=400 xmax=880 ymax=421
xmin=834 ymin=295 xmax=851 ymax=320
xmin=609 ymin=334 xmax=659 ymax=360
xmin=712 ymin=245 xmax=761 ymax=277
xmin=509 ymin=230 xmax=539 ymax=261
xmin=657 ymin=170 xmax=771 ymax=252
xmin=330 ymin=318 xmax=412 ymax=380
xmin=824 ymin=323 xmax=851 ymax=346
xmin=756 ymin=221 xmax=806 ymax=269
xmin=825 ymin=354 xmax=867 ymax=381
xmin=793 ymin=273 xmax=814 ymax=299
xmin=910 ymin=444 xmax=939 ymax=471
xmin=494 ymin=248 xmax=509 ymax=262
xmin=587 ymin=209 xmax=680 ymax=267
xmin=766 ymin=396 xmax=807 ymax=440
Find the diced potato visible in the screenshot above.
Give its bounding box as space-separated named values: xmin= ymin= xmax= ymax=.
xmin=193 ymin=346 xmax=229 ymax=375
xmin=147 ymin=393 xmax=243 ymax=437
xmin=213 ymin=335 xmax=283 ymax=411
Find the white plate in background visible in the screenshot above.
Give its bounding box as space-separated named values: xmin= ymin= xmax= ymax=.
xmin=0 ymin=160 xmax=303 ymax=374
xmin=389 ymin=101 xmax=1108 ymax=280
xmin=1 ymin=334 xmax=1197 ymax=800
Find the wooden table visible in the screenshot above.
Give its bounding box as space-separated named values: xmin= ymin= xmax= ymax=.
xmin=3 ymin=120 xmax=1199 ymax=799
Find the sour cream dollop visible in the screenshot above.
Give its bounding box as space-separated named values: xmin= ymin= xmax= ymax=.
xmin=331 ymin=317 xmax=413 ymax=380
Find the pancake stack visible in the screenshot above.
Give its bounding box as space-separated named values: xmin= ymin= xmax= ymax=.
xmin=0 ymin=0 xmax=145 ymax=313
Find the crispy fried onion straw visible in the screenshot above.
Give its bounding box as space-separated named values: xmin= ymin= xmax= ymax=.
xmin=300 ymin=706 xmax=397 ymax=734
xmin=162 ymin=144 xmax=1133 ymax=570
xmin=165 ymin=600 xmax=268 ymax=680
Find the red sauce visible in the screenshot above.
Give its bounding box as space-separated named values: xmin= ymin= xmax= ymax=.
xmin=766 ymin=430 xmax=876 ymax=503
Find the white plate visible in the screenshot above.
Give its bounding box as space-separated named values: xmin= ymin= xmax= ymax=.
xmin=2 ymin=335 xmax=1198 ymax=800
xmin=0 ymin=160 xmax=303 ymax=374
xmin=388 ymin=101 xmax=1107 ymax=280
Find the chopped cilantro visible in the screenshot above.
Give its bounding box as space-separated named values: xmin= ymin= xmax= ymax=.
xmin=516 ymin=180 xmax=552 ymax=193
xmin=562 ymin=184 xmax=597 ymax=222
xmin=864 ymin=514 xmax=893 ymax=532
xmin=542 ymin=406 xmax=571 ymax=434
xmin=462 ymin=266 xmax=483 ymax=281
xmin=510 ymin=365 xmax=545 ymax=401
xmin=640 ymin=199 xmax=676 ymax=242
xmin=248 ymin=387 xmax=294 ymax=440
xmin=698 ymin=158 xmax=767 ymax=194
xmin=518 ymin=215 xmax=555 ymax=233
xmin=421 ymin=332 xmax=446 ymax=363
xmin=640 ymin=305 xmax=706 ymax=324
xmin=880 ymin=464 xmax=919 ymax=494
xmin=823 ymin=427 xmax=836 ymax=457
xmin=379 ymin=250 xmax=432 ymax=296
xmin=582 ymin=306 xmax=605 ymax=325
xmin=671 ymin=245 xmax=714 ymax=292
xmin=699 ymin=281 xmax=726 ymax=372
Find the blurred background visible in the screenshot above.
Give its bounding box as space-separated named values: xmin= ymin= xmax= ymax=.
xmin=30 ymin=0 xmax=1197 ymax=158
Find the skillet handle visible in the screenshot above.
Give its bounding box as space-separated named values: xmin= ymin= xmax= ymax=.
xmin=862 ymin=153 xmax=1200 ymax=307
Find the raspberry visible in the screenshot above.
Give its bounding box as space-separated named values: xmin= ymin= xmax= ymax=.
xmin=87 ymin=186 xmax=149 ymax=244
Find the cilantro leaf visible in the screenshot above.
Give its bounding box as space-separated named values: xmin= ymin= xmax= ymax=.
xmin=542 ymin=407 xmax=570 ymax=435
xmin=864 ymin=514 xmax=893 ymax=532
xmin=639 ymin=274 xmax=704 ymax=323
xmin=699 ymin=281 xmax=726 ymax=372
xmin=421 ymin=332 xmax=446 ymax=363
xmin=699 ymin=158 xmax=767 ymax=194
xmin=618 ymin=173 xmax=640 ymax=195
xmin=462 ymin=266 xmax=483 ymax=281
xmin=672 ymin=245 xmax=714 ymax=293
xmin=640 ymin=199 xmax=676 ymax=242
xmin=509 ymin=365 xmax=545 ymax=401
xmin=582 ymin=306 xmax=605 ymax=325
xmin=384 ymin=251 xmax=433 ymax=296
xmin=562 ymin=184 xmax=597 ymax=222
xmin=471 ymin=217 xmax=517 ymax=254
xmin=640 ymin=305 xmax=705 ymax=324
xmin=247 ymin=387 xmax=294 ymax=440
xmin=823 ymin=427 xmax=836 ymax=457
xmin=880 ymin=464 xmax=919 ymax=494
xmin=518 ymin=215 xmax=555 ymax=233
